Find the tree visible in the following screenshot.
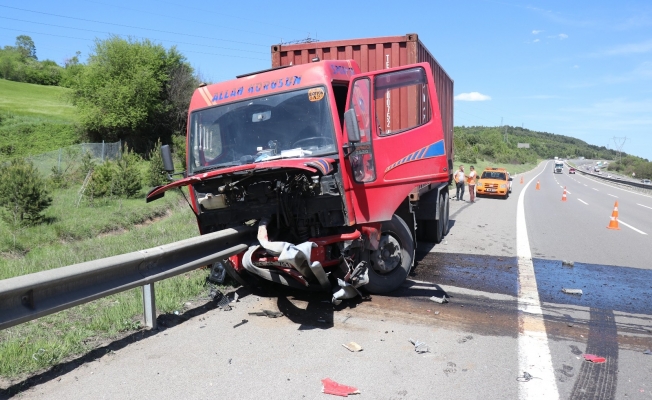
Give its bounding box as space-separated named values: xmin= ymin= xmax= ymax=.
xmin=0 ymin=158 xmax=52 ymax=226
xmin=147 ymin=138 xmax=168 ymax=187
xmin=69 ymin=37 xmax=197 ymax=153
xmin=15 ymin=35 xmax=37 ymax=60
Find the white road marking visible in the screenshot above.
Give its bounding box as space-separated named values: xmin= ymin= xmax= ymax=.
xmin=607 ymin=194 xmax=618 ymax=198
xmin=618 ymin=220 xmax=648 ymax=235
xmin=566 ymin=189 xmax=572 ymax=195
xmin=638 ymin=203 xmax=652 ymax=210
xmin=517 ymin=162 xmax=559 ymax=399
xmin=578 ymin=199 xmax=588 ymax=205
xmin=593 ymin=188 xmax=599 ymax=191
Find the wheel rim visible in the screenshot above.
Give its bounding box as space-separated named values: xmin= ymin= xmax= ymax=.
xmin=370 ymin=233 xmax=402 ymax=274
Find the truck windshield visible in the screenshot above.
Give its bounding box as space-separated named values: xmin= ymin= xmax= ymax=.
xmin=188 ymin=86 xmax=336 ymax=174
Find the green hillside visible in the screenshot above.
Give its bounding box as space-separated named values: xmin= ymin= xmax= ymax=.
xmin=0 ymin=79 xmax=79 ymax=160
xmin=454 ymin=125 xmax=620 ymax=164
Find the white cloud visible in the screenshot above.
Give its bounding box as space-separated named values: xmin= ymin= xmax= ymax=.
xmin=547 ymin=33 xmax=568 ymax=40
xmin=533 ymin=39 xmax=540 ymax=43
xmin=532 ymin=30 xmax=543 ymax=34
xmin=454 ymin=92 xmax=491 ymax=101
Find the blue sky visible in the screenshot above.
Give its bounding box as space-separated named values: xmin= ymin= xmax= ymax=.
xmin=1 ymin=0 xmax=651 ymax=160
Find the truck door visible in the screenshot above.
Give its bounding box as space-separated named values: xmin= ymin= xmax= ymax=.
xmin=342 ymin=63 xmax=449 ymax=223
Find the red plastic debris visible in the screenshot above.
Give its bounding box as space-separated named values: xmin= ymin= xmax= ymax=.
xmin=321 ymin=378 xmax=360 ymax=397
xmin=583 ymin=354 xmax=606 ymax=363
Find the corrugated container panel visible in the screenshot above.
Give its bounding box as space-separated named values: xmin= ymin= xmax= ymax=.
xmin=271 ymin=34 xmax=454 ymax=164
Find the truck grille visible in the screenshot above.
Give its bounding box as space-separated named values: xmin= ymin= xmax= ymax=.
xmin=485 ymin=183 xmax=499 ymax=189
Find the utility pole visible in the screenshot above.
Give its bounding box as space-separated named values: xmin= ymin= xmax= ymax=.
xmin=612 ymin=136 xmax=627 ymax=163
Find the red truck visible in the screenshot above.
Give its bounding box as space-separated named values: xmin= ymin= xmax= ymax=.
xmin=148 ymin=34 xmax=454 ymax=299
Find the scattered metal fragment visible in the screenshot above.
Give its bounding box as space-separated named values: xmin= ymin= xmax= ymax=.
xmin=233 ymin=319 xmax=248 ymax=328
xmin=562 ymin=288 xmax=583 ymax=295
xmin=643 ymin=349 xmax=651 ymax=355
xmin=429 ymin=295 xmax=449 ymax=304
xmin=434 ymin=311 xmax=440 ymax=315
xmin=342 ymin=315 xmax=352 ymax=323
xmin=213 ymin=290 xmax=232 ymax=310
xmin=562 ymin=260 xmax=575 ymax=267
xmin=342 ymin=342 xmax=363 ymax=352
xmin=248 ymin=310 xmax=283 ymax=318
xmin=231 ymin=292 xmax=239 ymax=303
xmin=583 ymin=354 xmax=606 ymax=363
xmin=409 ymin=339 xmax=430 ymax=354
xmin=321 ymin=378 xmax=360 ymax=397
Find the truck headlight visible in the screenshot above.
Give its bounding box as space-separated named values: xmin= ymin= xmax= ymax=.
xmin=500 ymin=184 xmax=506 ymax=189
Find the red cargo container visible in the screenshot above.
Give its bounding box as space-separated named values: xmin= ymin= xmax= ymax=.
xmin=271 ymin=33 xmax=454 ymax=167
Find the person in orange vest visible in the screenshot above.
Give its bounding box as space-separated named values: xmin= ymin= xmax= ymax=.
xmin=467 ymin=165 xmax=477 ymax=203
xmin=454 ymin=165 xmax=465 ymax=201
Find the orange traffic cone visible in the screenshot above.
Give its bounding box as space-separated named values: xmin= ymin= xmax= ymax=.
xmin=561 ymin=187 xmax=567 ymax=202
xmin=611 ymin=201 xmax=619 ymax=218
xmin=607 ymin=215 xmax=620 ymax=230
xmin=520 ymin=176 xmax=524 ymax=184
xmin=535 ymin=180 xmax=540 ymax=190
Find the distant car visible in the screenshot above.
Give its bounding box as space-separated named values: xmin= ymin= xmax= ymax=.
xmin=642 ymin=179 xmax=651 ymax=185
xmin=569 ymin=168 xmax=576 ymax=174
xmin=476 ymin=167 xmax=512 ymax=199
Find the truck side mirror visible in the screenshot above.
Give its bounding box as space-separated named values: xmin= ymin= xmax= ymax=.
xmin=161 ymin=145 xmax=174 ymax=173
xmin=344 ymin=109 xmax=361 ymax=143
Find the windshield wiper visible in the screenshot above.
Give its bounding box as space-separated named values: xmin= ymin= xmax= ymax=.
xmin=193 ymin=161 xmax=241 ymax=174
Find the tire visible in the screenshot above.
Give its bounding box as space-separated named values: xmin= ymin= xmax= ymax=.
xmin=365 ymin=214 xmax=414 ymax=294
xmin=223 ymin=258 xmax=262 ymax=288
xmin=435 ymin=199 xmax=445 ymax=244
xmin=442 ymin=193 xmax=450 ymax=236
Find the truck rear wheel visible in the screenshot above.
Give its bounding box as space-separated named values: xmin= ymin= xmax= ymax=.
xmin=365 ymin=214 xmax=414 ymax=294
xmin=442 ymin=194 xmax=450 ymax=236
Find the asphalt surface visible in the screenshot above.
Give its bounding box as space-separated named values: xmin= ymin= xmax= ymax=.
xmin=2 ymin=161 xmax=651 ymax=400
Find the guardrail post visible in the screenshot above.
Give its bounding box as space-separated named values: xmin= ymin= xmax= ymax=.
xmin=142 ymin=283 xmax=157 ymax=330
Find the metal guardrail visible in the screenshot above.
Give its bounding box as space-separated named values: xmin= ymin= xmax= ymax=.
xmin=0 ymin=226 xmax=254 ymax=331
xmin=566 ymin=162 xmax=652 ymax=191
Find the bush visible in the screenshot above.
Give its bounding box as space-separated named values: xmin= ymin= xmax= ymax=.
xmin=0 ymin=158 xmax=52 ymax=226
xmin=114 ymin=145 xmax=142 ymax=198
xmin=171 ymin=134 xmax=186 ymax=171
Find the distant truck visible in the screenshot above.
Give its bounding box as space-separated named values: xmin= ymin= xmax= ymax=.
xmin=148 ymin=34 xmax=454 ymax=296
xmin=554 ymin=161 xmax=564 ymax=173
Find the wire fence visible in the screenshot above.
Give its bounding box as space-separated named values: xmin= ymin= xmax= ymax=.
xmin=25 ymin=141 xmax=122 ymax=177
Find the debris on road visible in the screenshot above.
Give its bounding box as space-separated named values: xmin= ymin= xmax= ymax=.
xmin=562 ymin=260 xmax=575 ymax=267
xmin=642 ymin=349 xmax=651 ymax=355
xmin=583 ymin=354 xmax=606 ymax=363
xmin=233 ymin=319 xmax=248 ymax=328
xmin=321 ymin=378 xmax=360 ymax=397
xmin=562 ymin=288 xmax=583 ymax=295
xmin=248 ymin=310 xmax=284 ymax=318
xmin=342 ymin=342 xmax=363 ymax=352
xmin=231 ymin=292 xmax=239 ymax=303
xmin=212 ymin=290 xmax=232 ymax=310
xmin=409 ymin=339 xmax=430 ymax=354
xmin=429 ymin=295 xmax=449 ymax=304
xmin=516 ymin=372 xmax=535 ymax=382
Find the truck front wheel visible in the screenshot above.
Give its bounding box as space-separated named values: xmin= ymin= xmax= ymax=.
xmin=365 ymin=214 xmax=414 ymax=294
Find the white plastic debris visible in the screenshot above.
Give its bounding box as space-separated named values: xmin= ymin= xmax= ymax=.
xmin=562 ymin=288 xmax=583 ymax=295
xmin=429 ymin=295 xmax=449 ymax=304
xmin=409 ymin=339 xmax=430 ymax=354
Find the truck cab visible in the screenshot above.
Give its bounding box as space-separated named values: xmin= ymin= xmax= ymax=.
xmin=147 ymin=58 xmax=451 ymax=296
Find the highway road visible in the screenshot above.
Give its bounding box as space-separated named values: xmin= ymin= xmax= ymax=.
xmin=2 ymin=161 xmax=651 ymax=400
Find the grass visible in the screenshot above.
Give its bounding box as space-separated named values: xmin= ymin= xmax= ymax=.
xmin=0 ymin=79 xmax=79 ymax=160
xmin=0 ymin=79 xmax=76 ymax=121
xmin=462 ymin=159 xmax=540 ymax=176
xmin=0 ymin=194 xmax=224 ymax=379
